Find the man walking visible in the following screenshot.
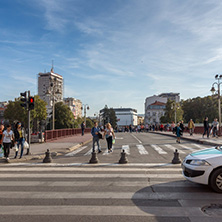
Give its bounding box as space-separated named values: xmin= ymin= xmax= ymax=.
xmin=91 ymin=122 xmax=102 ymax=153
xmin=81 ymin=121 xmax=85 ymax=136
xmin=203 ymin=117 xmax=209 ymax=138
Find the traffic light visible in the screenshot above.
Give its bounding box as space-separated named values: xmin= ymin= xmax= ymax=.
xmin=20 ymin=92 xmax=27 ymax=108
xmin=28 ymin=96 xmax=35 ymax=110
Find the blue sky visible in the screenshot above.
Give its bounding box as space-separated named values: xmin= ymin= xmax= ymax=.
xmin=1 ymin=0 xmax=222 ymax=116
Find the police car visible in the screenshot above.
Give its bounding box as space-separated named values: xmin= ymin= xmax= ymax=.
xmin=182 ymin=146 xmax=222 ymax=193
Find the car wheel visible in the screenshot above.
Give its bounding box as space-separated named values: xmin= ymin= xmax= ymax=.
xmin=209 ymin=168 xmax=222 ymax=193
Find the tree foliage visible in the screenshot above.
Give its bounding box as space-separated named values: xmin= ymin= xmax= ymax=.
xmin=54 ymin=102 xmax=75 ymax=129
xmin=4 ymin=96 xmax=47 ymax=128
xmin=182 ymin=96 xmax=217 ymax=123
xmin=160 ymin=100 xmax=183 ymax=123
xmin=102 ymin=105 xmax=117 ymax=128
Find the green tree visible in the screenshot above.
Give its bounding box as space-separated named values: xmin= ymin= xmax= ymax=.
xmin=102 ymin=105 xmax=117 ymax=128
xmin=53 ymin=102 xmax=75 ymax=129
xmin=182 ymin=96 xmax=217 ymax=123
xmin=4 ymin=96 xmax=47 ymax=129
xmin=160 ymin=100 xmax=183 ymax=123
xmin=86 ymin=118 xmax=93 ymax=128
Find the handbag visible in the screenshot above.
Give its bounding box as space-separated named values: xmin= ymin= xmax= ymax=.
xmin=23 ymin=141 xmax=29 ymax=149
xmin=10 ymin=140 xmax=15 ymax=149
xmin=98 ymin=132 xmax=103 ymax=139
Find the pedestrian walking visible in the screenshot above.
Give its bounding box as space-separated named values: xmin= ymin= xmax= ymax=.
xmin=1 ymin=124 xmax=14 ymax=161
xmin=104 ymin=123 xmax=115 ymax=153
xmin=0 ymin=124 xmax=4 ymax=156
xmin=171 ymin=122 xmax=176 ymax=134
xmin=14 ymin=122 xmax=26 ymax=159
xmin=176 ymin=123 xmax=182 ymax=143
xmin=188 ymin=119 xmax=195 ymax=136
xmin=91 ymin=122 xmax=102 ymax=153
xmin=211 ymin=118 xmax=219 ymax=138
xmin=179 ymin=120 xmax=185 ymax=135
xmin=81 ymin=121 xmax=85 ymax=136
xmin=202 ymin=117 xmax=209 ymax=138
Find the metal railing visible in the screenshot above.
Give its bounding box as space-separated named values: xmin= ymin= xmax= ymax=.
xmin=44 ymin=128 xmax=91 ymax=142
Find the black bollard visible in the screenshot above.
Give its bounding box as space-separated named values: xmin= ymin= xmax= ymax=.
xmin=43 ymin=149 xmax=52 ymax=163
xmin=172 ymin=149 xmax=181 ymax=164
xmin=119 ymin=149 xmax=128 ymax=164
xmin=89 ymin=151 xmax=99 ymax=164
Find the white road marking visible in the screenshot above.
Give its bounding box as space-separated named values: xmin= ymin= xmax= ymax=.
xmin=151 ymin=145 xmax=167 ymax=154
xmin=178 ymin=144 xmax=195 ymax=151
xmin=131 ymin=134 xmax=142 ymax=143
xmin=136 ymin=145 xmax=148 ymax=155
xmin=103 ymin=146 xmax=115 ymax=155
xmin=164 ymin=144 xmax=186 ymax=154
xmin=65 ymin=146 xmax=87 ymax=156
xmin=122 ymin=145 xmax=130 ymax=154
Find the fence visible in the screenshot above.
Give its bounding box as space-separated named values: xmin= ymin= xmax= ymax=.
xmin=44 ymin=128 xmax=91 ymax=142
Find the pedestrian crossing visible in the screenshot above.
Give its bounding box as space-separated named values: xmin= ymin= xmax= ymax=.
xmin=65 ymin=142 xmax=210 ymax=157
xmin=0 ymin=165 xmax=218 ymax=221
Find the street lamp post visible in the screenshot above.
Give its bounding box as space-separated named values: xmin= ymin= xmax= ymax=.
xmin=210 ymin=74 xmax=222 ymax=134
xmin=46 ymin=77 xmax=62 ymax=130
xmin=171 ymin=102 xmax=179 ymax=123
xmin=81 ymin=104 xmax=89 ymax=125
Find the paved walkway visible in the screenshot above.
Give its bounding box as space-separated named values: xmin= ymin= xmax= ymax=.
xmin=0 ymin=133 xmax=92 ymax=164
xmin=151 ymin=130 xmax=222 ymax=146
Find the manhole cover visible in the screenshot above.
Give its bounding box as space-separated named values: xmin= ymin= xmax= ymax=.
xmin=202 ymin=204 xmax=222 ymax=216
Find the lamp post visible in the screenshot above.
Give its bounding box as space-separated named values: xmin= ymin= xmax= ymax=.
xmin=46 ymin=77 xmax=62 ymax=130
xmin=81 ymin=104 xmax=89 ymax=125
xmin=171 ymin=102 xmax=179 ymax=123
xmin=210 ymin=74 xmax=222 ymax=134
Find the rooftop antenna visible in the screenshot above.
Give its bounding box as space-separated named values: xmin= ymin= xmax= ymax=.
xmin=51 ymin=60 xmax=54 ymax=73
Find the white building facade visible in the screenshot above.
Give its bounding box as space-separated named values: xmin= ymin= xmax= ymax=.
xmin=144 ymin=93 xmax=180 ymax=124
xmin=114 ymin=108 xmax=138 ymax=127
xmin=38 ymin=69 xmax=63 ymax=116
xmin=64 ymin=97 xmax=82 ymax=119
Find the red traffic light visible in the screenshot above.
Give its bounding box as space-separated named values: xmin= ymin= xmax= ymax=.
xmin=28 ymin=96 xmax=35 ymax=110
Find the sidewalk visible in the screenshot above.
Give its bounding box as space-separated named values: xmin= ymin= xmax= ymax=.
xmin=151 ymin=130 xmax=222 ymax=146
xmin=0 ymin=133 xmax=92 ymax=164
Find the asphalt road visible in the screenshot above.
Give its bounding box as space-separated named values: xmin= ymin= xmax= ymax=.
xmin=0 ymin=132 xmax=221 ymax=222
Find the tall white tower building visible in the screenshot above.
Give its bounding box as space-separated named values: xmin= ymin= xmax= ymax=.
xmin=38 ymin=68 xmax=63 ymax=115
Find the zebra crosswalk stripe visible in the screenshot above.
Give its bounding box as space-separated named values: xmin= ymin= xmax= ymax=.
xmin=65 ymin=146 xmax=87 ymax=156
xmin=0 ymin=166 xmax=214 ymax=219
xmin=136 ymin=144 xmax=148 ymax=154
xmin=178 ymin=144 xmax=195 ymax=151
xmin=151 ymin=144 xmax=167 ymax=154
xmin=164 ymin=144 xmax=186 ymax=154
xmin=122 ymin=145 xmax=130 ymax=154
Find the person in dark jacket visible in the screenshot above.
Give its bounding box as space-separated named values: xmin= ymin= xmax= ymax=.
xmin=203 ymin=117 xmax=209 ymax=138
xmin=14 ymin=122 xmax=26 ymax=159
xmin=179 ymin=120 xmax=185 ymax=136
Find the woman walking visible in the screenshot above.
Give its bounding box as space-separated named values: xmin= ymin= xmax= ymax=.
xmin=14 ymin=122 xmax=26 ymax=159
xmin=1 ymin=124 xmax=14 ymax=161
xmin=176 ymin=123 xmax=182 ymax=143
xmin=104 ymin=123 xmax=115 ymax=153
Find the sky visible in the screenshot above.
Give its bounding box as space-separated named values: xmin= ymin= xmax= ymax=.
xmin=1 ymin=0 xmax=222 ymax=116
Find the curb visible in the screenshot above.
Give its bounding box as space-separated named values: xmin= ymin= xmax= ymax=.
xmin=150 ymin=131 xmax=221 ymax=146
xmin=0 ymin=138 xmax=93 ymax=164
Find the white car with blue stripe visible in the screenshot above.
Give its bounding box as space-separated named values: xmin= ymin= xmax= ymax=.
xmin=182 ymin=146 xmax=222 ymax=193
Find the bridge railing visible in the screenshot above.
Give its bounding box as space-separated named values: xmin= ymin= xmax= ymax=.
xmin=44 ymin=128 xmax=91 ymax=142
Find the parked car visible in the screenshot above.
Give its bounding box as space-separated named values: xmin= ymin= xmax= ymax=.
xmin=182 ymin=146 xmax=222 ymax=193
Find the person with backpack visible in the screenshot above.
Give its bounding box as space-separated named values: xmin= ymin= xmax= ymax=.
xmin=176 ymin=123 xmax=182 ymax=143
xmin=91 ymin=122 xmax=102 ymax=153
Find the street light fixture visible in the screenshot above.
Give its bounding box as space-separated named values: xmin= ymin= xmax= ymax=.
xmin=210 ymin=74 xmax=222 ymax=134
xmin=81 ymin=104 xmax=89 ymax=125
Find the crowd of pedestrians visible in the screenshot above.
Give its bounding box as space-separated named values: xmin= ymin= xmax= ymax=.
xmin=0 ymin=122 xmax=26 ymax=161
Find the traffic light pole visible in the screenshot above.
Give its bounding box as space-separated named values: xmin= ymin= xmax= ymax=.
xmin=26 ymin=90 xmax=31 ymax=155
